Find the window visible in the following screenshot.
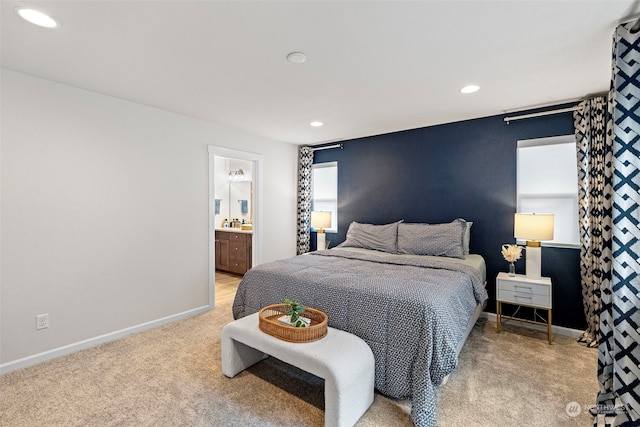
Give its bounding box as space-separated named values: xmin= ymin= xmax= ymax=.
xmin=517 ymin=135 xmax=579 ymax=247
xmin=311 ymin=162 xmax=338 ymax=232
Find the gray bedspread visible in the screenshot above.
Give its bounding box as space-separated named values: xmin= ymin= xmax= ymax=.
xmin=232 ymin=249 xmax=488 ymax=427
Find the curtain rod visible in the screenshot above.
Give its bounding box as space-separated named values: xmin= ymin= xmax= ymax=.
xmin=311 ymin=143 xmax=343 ymax=151
xmin=504 ymin=105 xmax=581 ymax=124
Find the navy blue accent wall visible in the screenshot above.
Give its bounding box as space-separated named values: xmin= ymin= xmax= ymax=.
xmin=313 ymin=106 xmax=585 ymax=330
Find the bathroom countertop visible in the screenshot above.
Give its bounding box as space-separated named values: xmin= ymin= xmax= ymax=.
xmin=215 ymin=227 xmax=253 ymax=234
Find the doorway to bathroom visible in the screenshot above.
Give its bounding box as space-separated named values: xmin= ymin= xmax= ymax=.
xmin=208 ymin=146 xmax=262 ymax=308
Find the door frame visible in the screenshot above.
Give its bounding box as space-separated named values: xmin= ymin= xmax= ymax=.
xmin=208 ymin=146 xmax=263 ymax=308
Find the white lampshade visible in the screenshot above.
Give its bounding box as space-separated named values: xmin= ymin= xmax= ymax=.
xmin=311 ymin=211 xmax=331 ymax=251
xmin=311 ymin=211 xmax=332 ymax=230
xmin=514 ymin=213 xmax=554 ymax=280
xmin=514 ymin=213 xmax=554 ymax=241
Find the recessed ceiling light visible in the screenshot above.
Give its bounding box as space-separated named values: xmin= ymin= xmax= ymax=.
xmin=15 ymin=7 xmax=57 ymax=28
xmin=460 ymin=85 xmax=480 ymax=94
xmin=310 ymin=121 xmax=324 ymax=127
xmin=287 ymin=52 xmax=307 ymax=64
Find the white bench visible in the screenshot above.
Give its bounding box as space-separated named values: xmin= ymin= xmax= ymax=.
xmin=221 ymin=313 xmax=375 ymax=427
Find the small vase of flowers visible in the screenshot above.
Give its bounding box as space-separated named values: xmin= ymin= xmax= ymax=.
xmin=501 ymin=244 xmax=523 ymax=276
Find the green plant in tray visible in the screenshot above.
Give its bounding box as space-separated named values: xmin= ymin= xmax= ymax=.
xmin=284 ymin=298 xmax=309 ymax=327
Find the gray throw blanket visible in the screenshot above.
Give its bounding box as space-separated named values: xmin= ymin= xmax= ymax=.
xmin=232 ymin=249 xmax=488 ymax=427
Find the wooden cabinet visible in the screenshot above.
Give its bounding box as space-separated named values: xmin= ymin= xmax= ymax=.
xmin=215 ymin=238 xmax=229 ymax=271
xmin=215 ymin=230 xmax=252 ymax=275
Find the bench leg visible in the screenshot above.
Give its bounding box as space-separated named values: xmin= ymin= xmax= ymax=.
xmin=324 ymin=369 xmax=375 ymax=427
xmin=221 ymin=329 xmax=268 ymax=378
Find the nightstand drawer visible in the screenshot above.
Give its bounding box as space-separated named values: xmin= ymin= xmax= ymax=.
xmin=496 ymin=273 xmax=552 ymax=309
xmin=497 ymin=289 xmax=551 ymax=308
xmin=497 ymin=280 xmax=549 ymax=297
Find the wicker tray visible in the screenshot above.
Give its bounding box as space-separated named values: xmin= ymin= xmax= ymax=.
xmin=258 ymin=304 xmax=328 ymax=343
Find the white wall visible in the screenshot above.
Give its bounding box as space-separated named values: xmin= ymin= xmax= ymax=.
xmin=0 ymin=70 xmax=298 ymax=370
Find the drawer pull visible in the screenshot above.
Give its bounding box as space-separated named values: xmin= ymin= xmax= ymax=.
xmin=514 ymin=285 xmax=532 ymax=291
xmin=515 ymin=295 xmax=532 ymax=300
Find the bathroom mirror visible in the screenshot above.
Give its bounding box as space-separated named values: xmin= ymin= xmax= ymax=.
xmin=229 ymin=181 xmax=252 ymax=223
xmin=214 ymin=157 xmax=253 ymax=229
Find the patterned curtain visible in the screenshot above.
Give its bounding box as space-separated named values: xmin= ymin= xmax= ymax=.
xmin=595 ymin=22 xmax=640 ymax=427
xmin=574 ymin=97 xmax=612 ymax=348
xmin=296 ymin=146 xmax=313 ymax=255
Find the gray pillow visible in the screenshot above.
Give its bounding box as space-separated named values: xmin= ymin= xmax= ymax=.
xmin=339 ymin=220 xmax=402 ymax=253
xmin=397 ymin=219 xmax=466 ymax=259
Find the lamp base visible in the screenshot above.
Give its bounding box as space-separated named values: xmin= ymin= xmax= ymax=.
xmin=316 ymin=231 xmax=326 ymax=251
xmin=525 ymin=243 xmax=542 ymax=280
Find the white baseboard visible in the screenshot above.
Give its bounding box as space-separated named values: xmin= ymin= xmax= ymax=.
xmin=481 ymin=312 xmax=583 ymax=338
xmin=0 ymin=305 xmax=211 ymax=375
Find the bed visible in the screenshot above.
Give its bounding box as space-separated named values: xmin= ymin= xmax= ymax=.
xmin=232 ymin=219 xmax=488 ymax=427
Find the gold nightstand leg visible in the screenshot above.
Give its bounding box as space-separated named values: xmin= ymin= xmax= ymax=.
xmin=548 ymin=309 xmax=552 ymax=344
xmin=497 ymin=301 xmax=502 ymax=333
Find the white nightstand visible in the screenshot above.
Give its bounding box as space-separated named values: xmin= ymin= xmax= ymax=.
xmin=496 ymin=272 xmax=553 ymax=344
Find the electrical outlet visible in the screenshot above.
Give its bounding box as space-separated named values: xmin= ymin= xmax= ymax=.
xmin=36 ymin=314 xmax=49 ymax=330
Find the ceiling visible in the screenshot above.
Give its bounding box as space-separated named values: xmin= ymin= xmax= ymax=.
xmin=1 ymin=1 xmax=637 ymax=145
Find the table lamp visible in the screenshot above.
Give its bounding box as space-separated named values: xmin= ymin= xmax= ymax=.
xmin=514 ymin=213 xmax=554 ymax=280
xmin=311 ymin=211 xmax=332 ymax=251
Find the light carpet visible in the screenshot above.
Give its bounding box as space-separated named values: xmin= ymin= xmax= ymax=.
xmin=0 ymin=300 xmax=598 ymax=426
